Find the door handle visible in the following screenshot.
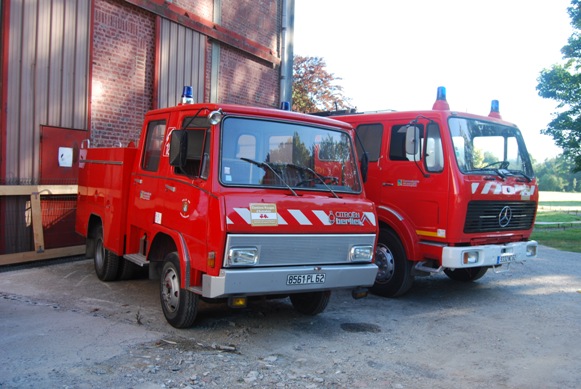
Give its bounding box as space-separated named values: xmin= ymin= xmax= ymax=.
xmin=382 ymin=182 xmax=394 ymax=187
xmin=165 ymin=184 xmax=176 ymax=192
xmin=134 ymin=178 xmax=142 ymax=184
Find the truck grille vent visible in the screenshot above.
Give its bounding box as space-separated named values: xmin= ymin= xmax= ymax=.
xmin=464 ymin=201 xmax=537 ymax=233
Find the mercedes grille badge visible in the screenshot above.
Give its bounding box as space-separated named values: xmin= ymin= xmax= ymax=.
xmin=498 ymin=206 xmax=512 ymax=228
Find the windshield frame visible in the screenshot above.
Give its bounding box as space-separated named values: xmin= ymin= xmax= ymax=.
xmin=448 ymin=116 xmax=535 ymax=179
xmin=218 ymin=115 xmax=363 ymax=194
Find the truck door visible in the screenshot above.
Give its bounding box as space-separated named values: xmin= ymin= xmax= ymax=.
xmin=160 ymin=116 xmax=212 ymax=277
xmin=380 ymin=120 xmax=448 ymax=241
xmin=127 ymin=115 xmax=167 ymax=253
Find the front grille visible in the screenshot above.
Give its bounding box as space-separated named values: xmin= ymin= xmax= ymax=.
xmin=464 ymin=201 xmax=537 ymax=233
xmin=224 ymin=234 xmax=376 ymax=267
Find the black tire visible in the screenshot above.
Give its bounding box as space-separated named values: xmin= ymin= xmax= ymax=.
xmin=290 ymin=291 xmax=331 ymax=315
xmin=160 ymin=252 xmax=198 ymax=328
xmin=444 ymin=266 xmax=488 ymax=282
xmin=371 ymin=228 xmax=414 ymax=297
xmin=93 ymin=226 xmax=120 ymax=281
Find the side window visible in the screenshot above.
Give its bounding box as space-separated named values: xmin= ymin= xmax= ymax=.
xmin=142 ymin=120 xmax=166 ymax=172
xmin=425 ymin=123 xmax=444 ymax=172
xmin=175 ymin=129 xmax=208 ymax=178
xmin=355 ymin=123 xmax=383 ymax=162
xmin=390 ymin=124 xmax=424 ymax=161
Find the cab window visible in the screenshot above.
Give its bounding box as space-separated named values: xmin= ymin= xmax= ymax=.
xmin=355 ymin=123 xmax=383 ymax=162
xmin=142 ymin=120 xmax=166 ymax=172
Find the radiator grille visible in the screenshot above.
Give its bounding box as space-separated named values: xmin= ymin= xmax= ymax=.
xmin=464 ymin=201 xmax=537 ymax=233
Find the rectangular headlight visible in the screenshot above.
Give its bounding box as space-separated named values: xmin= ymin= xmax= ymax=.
xmin=463 ymin=251 xmax=479 ymax=264
xmin=227 ymin=247 xmax=258 ymax=266
xmin=526 ymin=244 xmax=537 ymax=257
xmin=350 ymin=245 xmax=373 ymax=262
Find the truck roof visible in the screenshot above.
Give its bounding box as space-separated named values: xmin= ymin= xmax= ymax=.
xmin=324 ymin=109 xmax=520 ymax=129
xmin=145 ymin=103 xmax=354 ymax=131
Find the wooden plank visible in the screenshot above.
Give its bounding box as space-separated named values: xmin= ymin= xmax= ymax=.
xmin=0 ymin=245 xmax=86 ymax=266
xmin=0 ymin=185 xmax=78 ymax=196
xmin=30 ymin=192 xmax=45 ymax=253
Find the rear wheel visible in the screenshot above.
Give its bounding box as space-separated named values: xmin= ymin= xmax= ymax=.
xmin=160 ymin=252 xmax=198 ymax=328
xmin=290 ymin=291 xmax=331 ymax=315
xmin=371 ymin=228 xmax=414 ymax=297
xmin=93 ymin=226 xmax=120 ymax=281
xmin=444 ymin=266 xmax=488 ymax=282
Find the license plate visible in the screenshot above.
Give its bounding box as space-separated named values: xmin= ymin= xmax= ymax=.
xmin=497 ymin=253 xmax=516 ymax=264
xmin=286 ymin=273 xmax=326 ymax=285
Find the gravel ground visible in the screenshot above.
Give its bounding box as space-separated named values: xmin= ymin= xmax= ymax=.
xmin=1 ymin=245 xmax=581 ymax=388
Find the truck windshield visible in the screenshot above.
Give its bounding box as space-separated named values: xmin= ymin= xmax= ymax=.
xmin=448 ymin=117 xmax=534 ymax=180
xmin=220 ymin=117 xmax=362 ymax=193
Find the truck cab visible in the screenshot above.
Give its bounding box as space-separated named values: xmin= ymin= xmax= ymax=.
xmin=324 ymin=87 xmax=538 ymax=296
xmin=76 ymin=100 xmax=378 ymax=327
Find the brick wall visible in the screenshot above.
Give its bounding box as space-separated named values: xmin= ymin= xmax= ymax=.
xmin=91 ymin=0 xmax=155 ymax=147
xmin=90 ymin=0 xmax=282 ymax=146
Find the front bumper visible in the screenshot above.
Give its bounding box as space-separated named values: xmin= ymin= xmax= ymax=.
xmin=198 ymin=264 xmax=378 ymax=298
xmin=441 ymin=240 xmax=538 ymax=269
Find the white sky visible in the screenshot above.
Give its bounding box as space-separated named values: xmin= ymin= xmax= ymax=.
xmin=293 ymin=0 xmax=574 ymax=162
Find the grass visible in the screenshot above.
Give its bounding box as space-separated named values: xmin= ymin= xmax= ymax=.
xmin=532 ymin=201 xmax=581 ymax=253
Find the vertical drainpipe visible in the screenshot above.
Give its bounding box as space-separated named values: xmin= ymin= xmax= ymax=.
xmin=210 ymin=0 xmax=221 ymax=103
xmin=280 ymin=0 xmax=294 ymax=107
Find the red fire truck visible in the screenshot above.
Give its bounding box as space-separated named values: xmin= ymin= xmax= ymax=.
xmin=320 ymin=87 xmax=538 ymax=297
xmin=75 ymin=95 xmax=378 ymax=328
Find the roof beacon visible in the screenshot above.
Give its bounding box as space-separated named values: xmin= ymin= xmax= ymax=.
xmin=488 ymin=99 xmax=502 ymax=119
xmin=181 ymin=86 xmax=194 ymax=104
xmin=432 ymin=86 xmax=450 ymax=110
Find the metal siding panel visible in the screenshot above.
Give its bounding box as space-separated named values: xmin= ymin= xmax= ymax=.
xmin=73 ymin=0 xmax=90 ymax=130
xmin=167 ymin=21 xmax=178 ymax=107
xmin=48 ymin=0 xmax=64 ymax=126
xmin=157 ymin=19 xmax=205 ymax=108
xmin=61 ymin=0 xmax=76 ymax=128
xmin=36 ymin=0 xmax=51 ymax=129
xmin=20 ymin=0 xmax=37 ymax=181
xmin=176 ymin=25 xmax=187 ymax=99
xmin=158 ymin=18 xmax=170 ymax=108
xmin=6 ymin=0 xmax=23 ymax=182
xmin=195 ymin=34 xmax=205 ymax=101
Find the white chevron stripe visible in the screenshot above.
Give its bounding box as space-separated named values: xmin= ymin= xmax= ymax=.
xmin=312 ymin=210 xmax=332 ymax=225
xmin=288 ymin=209 xmax=312 ymax=225
xmin=364 ymin=212 xmax=376 ymax=226
xmin=234 ymin=208 xmax=251 ymax=224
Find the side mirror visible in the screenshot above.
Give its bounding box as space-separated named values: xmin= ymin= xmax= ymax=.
xmin=360 ymin=151 xmax=369 ymax=183
xmin=405 ymin=126 xmax=420 ymax=156
xmin=169 ymin=130 xmax=188 ymax=168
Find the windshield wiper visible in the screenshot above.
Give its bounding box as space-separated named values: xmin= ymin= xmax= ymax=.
xmin=240 ymin=157 xmax=298 ymax=196
xmin=287 ymin=163 xmax=340 ymax=198
xmin=508 ymin=170 xmax=533 ymax=183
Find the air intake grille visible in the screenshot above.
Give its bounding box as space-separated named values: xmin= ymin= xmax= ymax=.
xmin=464 ymin=201 xmax=537 ymax=233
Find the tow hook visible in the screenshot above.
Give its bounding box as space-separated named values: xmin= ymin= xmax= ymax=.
xmin=351 ymin=287 xmax=369 ymax=300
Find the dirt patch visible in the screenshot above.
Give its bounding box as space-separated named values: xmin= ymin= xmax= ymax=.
xmin=1 ymin=246 xmax=581 ymax=388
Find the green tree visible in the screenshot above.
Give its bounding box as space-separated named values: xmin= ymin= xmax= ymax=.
xmin=292 ymin=55 xmax=351 ymax=113
xmin=536 ymin=0 xmax=581 ymax=172
xmin=534 ymin=154 xmax=581 ymax=191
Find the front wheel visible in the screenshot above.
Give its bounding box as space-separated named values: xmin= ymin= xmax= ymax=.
xmin=93 ymin=226 xmax=120 ymax=281
xmin=290 ymin=291 xmax=331 ymax=315
xmin=160 ymin=252 xmax=198 ymax=328
xmin=371 ymin=228 xmax=414 ymax=297
xmin=444 ymin=266 xmax=488 ymax=282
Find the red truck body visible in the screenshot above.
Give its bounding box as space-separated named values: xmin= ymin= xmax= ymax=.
xmin=76 ymin=101 xmax=378 ymax=327
xmin=324 ymin=87 xmax=538 ymax=296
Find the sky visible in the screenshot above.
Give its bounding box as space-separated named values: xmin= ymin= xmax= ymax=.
xmin=293 ymin=0 xmax=574 ymax=162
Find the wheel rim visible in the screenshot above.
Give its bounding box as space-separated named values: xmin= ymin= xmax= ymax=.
xmin=375 ymin=244 xmax=395 ymax=283
xmin=94 ymin=238 xmax=105 ymax=270
xmin=161 ymin=266 xmax=180 ymax=313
